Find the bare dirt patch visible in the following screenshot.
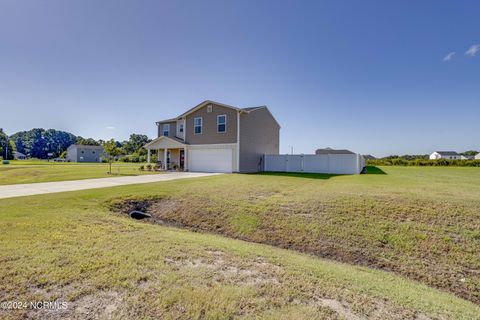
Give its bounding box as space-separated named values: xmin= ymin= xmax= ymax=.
xmin=63 ymin=290 xmax=124 ymax=320
xmin=164 ymin=253 xmax=281 ymax=286
xmin=317 ymin=298 xmax=364 ymax=320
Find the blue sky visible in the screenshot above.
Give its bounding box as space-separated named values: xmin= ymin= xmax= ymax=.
xmin=0 ymin=0 xmax=479 ymax=156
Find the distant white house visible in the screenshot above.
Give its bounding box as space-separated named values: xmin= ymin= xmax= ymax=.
xmin=461 ymin=155 xmax=475 ymax=160
xmin=475 ymin=153 xmax=480 ymax=160
xmin=429 ymin=151 xmax=461 ymax=160
xmin=13 ymin=151 xmax=26 ymax=160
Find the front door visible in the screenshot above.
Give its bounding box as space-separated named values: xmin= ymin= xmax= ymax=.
xmin=180 ymin=150 xmax=185 ymax=168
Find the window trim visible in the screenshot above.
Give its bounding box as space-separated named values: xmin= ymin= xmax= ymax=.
xmin=194 ymin=117 xmax=203 ymax=135
xmin=163 ymin=123 xmax=170 ymax=136
xmin=217 ymin=114 xmax=227 ymax=133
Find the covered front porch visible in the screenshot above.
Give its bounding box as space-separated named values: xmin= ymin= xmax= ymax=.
xmin=144 ymin=136 xmax=187 ymax=171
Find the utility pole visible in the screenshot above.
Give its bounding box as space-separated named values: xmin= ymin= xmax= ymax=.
xmin=290 ymin=146 xmax=294 ymax=155
xmin=5 ymin=134 xmax=8 ymax=160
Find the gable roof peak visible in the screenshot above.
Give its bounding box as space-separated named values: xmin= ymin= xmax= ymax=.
xmin=155 ymin=100 xmax=275 ymax=124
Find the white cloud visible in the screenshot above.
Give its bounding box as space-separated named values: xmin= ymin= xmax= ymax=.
xmin=443 ymin=52 xmax=456 ymax=61
xmin=465 ymin=44 xmax=480 ymax=57
xmin=106 ymin=126 xmax=115 ymax=130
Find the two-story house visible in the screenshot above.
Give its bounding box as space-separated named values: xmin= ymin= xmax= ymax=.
xmin=429 ymin=151 xmax=461 ymax=160
xmin=144 ymin=100 xmax=280 ymax=173
xmin=66 ymin=145 xmax=105 ymax=163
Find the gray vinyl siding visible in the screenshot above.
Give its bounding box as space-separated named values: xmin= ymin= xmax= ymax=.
xmin=185 ymin=103 xmax=238 ymax=145
xmin=158 ymin=122 xmax=177 ymax=138
xmin=66 ymin=146 xmax=77 ymax=162
xmin=239 ymin=107 xmax=280 ymax=173
xmin=66 ymin=145 xmax=105 ymax=163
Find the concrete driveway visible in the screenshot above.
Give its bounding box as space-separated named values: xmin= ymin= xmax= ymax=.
xmin=0 ymin=172 xmax=220 ymax=200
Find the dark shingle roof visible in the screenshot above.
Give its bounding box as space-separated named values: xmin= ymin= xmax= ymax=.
xmin=315 ymin=148 xmax=355 ymax=155
xmin=241 ymin=106 xmax=264 ymax=111
xmin=435 ymin=151 xmax=460 ymax=156
xmin=69 ymin=144 xmax=104 ymax=149
xmin=168 ymin=136 xmax=188 ymax=144
xmin=156 ymin=118 xmax=178 ymax=124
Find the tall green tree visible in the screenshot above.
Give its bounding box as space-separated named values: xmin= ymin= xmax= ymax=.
xmin=122 ymin=134 xmax=150 ymax=155
xmin=76 ymin=137 xmax=100 ymax=146
xmin=6 ymin=127 xmax=151 ymax=161
xmin=0 ymin=129 xmax=14 ymax=160
xmin=461 ymin=150 xmax=479 ymax=157
xmin=10 ymin=128 xmax=76 ymax=158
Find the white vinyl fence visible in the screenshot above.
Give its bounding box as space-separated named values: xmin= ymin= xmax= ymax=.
xmin=264 ymin=154 xmax=365 ymax=174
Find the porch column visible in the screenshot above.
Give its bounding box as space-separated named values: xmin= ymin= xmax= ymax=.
xmin=164 ymin=148 xmax=168 ymax=170
xmin=147 ymin=149 xmax=151 ymax=163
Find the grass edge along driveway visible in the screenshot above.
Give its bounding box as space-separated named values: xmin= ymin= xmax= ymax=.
xmin=0 ymin=172 xmax=220 ymax=200
xmin=0 ymin=161 xmax=159 ymax=185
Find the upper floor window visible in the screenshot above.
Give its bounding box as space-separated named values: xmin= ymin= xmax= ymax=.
xmin=179 ymin=123 xmax=184 ymax=133
xmin=163 ymin=124 xmax=170 ymax=136
xmin=217 ymin=115 xmax=226 ymax=133
xmin=194 ymin=117 xmax=202 ymax=134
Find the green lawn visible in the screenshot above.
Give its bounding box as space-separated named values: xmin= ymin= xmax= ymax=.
xmin=0 ymin=161 xmax=158 ymax=185
xmin=0 ymin=167 xmax=479 ymax=319
xmin=112 ymin=166 xmax=480 ymax=304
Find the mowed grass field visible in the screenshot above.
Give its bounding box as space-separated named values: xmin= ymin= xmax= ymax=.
xmin=0 ymin=167 xmax=479 ymax=319
xmin=114 ymin=166 xmax=480 ymax=304
xmin=0 ymin=161 xmax=157 ymax=185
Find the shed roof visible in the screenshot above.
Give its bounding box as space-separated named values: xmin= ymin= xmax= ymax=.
xmin=315 ymin=148 xmax=355 ymax=155
xmin=68 ymin=144 xmax=104 ymax=149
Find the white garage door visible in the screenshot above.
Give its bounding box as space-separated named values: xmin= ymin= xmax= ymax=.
xmin=188 ymin=148 xmax=233 ymax=173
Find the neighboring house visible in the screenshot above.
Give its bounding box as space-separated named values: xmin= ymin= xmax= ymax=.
xmin=13 ymin=151 xmax=26 ymax=160
xmin=315 ymin=148 xmax=355 ymax=155
xmin=429 ymin=151 xmax=461 ymax=160
xmin=363 ymin=154 xmax=377 ymax=160
xmin=475 ymin=153 xmax=480 ymax=160
xmin=461 ymin=155 xmax=475 ymax=160
xmin=145 ymin=100 xmax=280 ymax=173
xmin=66 ymin=145 xmax=105 ymax=163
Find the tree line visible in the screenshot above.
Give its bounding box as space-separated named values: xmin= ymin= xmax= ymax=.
xmin=368 ymin=158 xmax=480 ymax=167
xmin=367 ymin=151 xmax=480 ymax=167
xmin=0 ymin=128 xmax=151 ymax=161
xmin=378 ymin=150 xmax=478 ymax=161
